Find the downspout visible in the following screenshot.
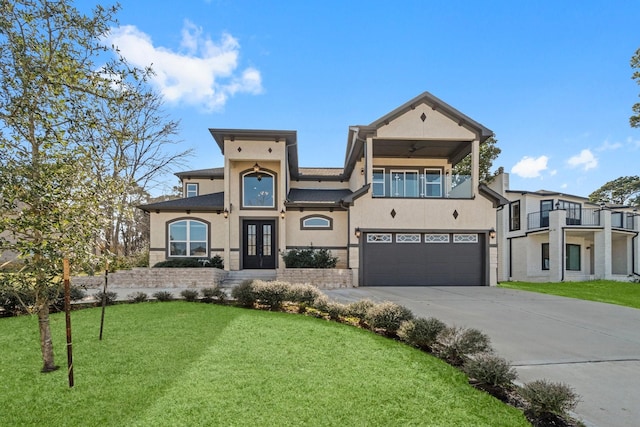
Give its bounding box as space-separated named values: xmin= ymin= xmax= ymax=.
xmin=632 ymin=231 xmax=639 ymax=276
xmin=561 ymin=227 xmax=566 ymax=282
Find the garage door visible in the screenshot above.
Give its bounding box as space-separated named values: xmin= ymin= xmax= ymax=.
xmin=362 ymin=232 xmax=485 ymax=286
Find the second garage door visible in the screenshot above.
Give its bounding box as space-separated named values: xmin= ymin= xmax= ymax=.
xmin=361 ymin=232 xmax=485 ymax=286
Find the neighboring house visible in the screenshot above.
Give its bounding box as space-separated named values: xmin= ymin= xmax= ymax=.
xmin=140 ymin=92 xmax=507 ymax=286
xmin=491 ymin=173 xmax=640 ymax=282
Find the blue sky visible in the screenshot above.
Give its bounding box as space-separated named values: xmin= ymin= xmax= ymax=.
xmin=81 ymin=0 xmax=639 ymax=198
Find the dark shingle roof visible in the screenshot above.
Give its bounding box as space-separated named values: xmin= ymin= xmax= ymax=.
xmin=175 ymin=167 xmax=224 ymax=179
xmin=139 ymin=192 xmax=224 ymax=212
xmin=287 ymin=189 xmax=352 ymax=204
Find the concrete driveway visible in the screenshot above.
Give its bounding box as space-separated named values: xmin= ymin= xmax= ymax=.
xmin=323 ymin=286 xmax=640 ymax=427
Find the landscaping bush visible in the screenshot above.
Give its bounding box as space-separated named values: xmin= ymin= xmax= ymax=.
xmin=345 ymin=299 xmax=375 ymax=320
xmin=94 ymin=291 xmax=118 ymax=306
xmin=325 ymin=301 xmax=348 ymax=320
xmin=397 ymin=317 xmax=446 ymax=351
xmin=364 ymin=301 xmax=414 ymax=335
xmin=433 ymin=326 xmax=493 ymax=366
xmin=180 ymin=289 xmax=199 ymax=302
xmin=231 ymin=280 xmax=256 ymax=308
xmin=127 ymin=292 xmax=148 ymax=304
xmin=463 ymin=353 xmax=517 ymax=401
xmin=201 ymin=287 xmax=226 ymax=303
xmin=519 ymin=379 xmax=579 ymax=425
xmin=281 ymin=248 xmax=338 ymax=268
xmin=252 ymin=280 xmax=290 ymax=310
xmin=153 ymin=255 xmax=223 ymax=269
xmin=152 ymin=291 xmax=174 ymax=302
xmin=1 ymin=284 xmax=87 ymax=316
xmin=286 ymin=283 xmax=322 ymax=305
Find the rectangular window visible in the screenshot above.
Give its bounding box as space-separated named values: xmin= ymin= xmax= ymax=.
xmin=558 ymin=200 xmax=581 ymax=225
xmin=424 ymin=168 xmax=442 ymax=197
xmin=366 ymin=234 xmax=392 ymax=243
xmin=510 ymin=201 xmax=521 ymax=231
xmin=453 ymin=234 xmax=478 ymax=243
xmin=542 ymin=243 xmax=549 ymax=270
xmin=372 ymin=168 xmax=385 ymax=197
xmin=540 ymin=200 xmax=553 ymax=227
xmin=185 ymin=183 xmax=198 ymax=198
xmin=396 ymin=234 xmax=420 ymax=243
xmin=424 ymin=234 xmax=450 ymax=243
xmin=566 ymin=244 xmax=581 ymax=271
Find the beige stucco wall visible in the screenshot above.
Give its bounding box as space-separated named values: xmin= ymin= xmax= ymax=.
xmin=284 ymin=210 xmax=349 ymax=268
xmin=376 ymin=102 xmax=477 ymax=141
xmin=181 ymin=178 xmax=224 ymax=196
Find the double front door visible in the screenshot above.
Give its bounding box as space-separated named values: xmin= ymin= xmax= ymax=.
xmin=242 ymin=220 xmax=276 ymax=269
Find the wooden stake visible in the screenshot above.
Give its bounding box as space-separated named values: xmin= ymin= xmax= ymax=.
xmin=99 ymin=260 xmax=108 ymax=341
xmin=63 ymin=258 xmax=74 ymax=388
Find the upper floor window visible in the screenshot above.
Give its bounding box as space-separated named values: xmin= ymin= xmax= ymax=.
xmin=301 ymin=215 xmax=332 ymax=229
xmin=185 ymin=183 xmax=198 ymax=198
xmin=168 ymin=219 xmax=208 ymax=257
xmin=510 ymin=201 xmax=521 ymax=231
xmin=391 ymin=170 xmax=419 ymax=197
xmin=558 ymin=200 xmax=581 ymax=225
xmin=372 ymin=168 xmax=385 ymax=197
xmin=371 ymin=167 xmax=470 ymax=198
xmin=243 ymin=171 xmax=274 ymax=208
xmin=424 ymin=169 xmax=442 ymax=197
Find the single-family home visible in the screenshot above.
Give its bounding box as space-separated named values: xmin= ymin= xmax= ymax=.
xmin=140 ymin=91 xmax=510 ymax=286
xmin=490 ymin=173 xmax=640 ymax=282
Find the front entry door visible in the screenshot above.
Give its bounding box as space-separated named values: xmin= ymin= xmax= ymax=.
xmin=243 ymin=220 xmax=276 ymax=269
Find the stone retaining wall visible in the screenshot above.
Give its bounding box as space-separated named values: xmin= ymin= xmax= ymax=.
xmin=72 ymin=268 xmax=228 ymax=289
xmin=276 ymin=268 xmax=354 ymax=289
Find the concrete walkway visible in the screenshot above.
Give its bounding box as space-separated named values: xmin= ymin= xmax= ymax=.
xmin=323 ymin=286 xmax=640 ymax=427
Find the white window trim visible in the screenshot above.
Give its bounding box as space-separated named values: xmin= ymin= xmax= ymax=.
xmin=423 ymin=168 xmax=442 ymax=198
xmin=168 ymin=219 xmax=208 ymax=257
xmin=372 ymin=167 xmax=385 ymax=197
xmin=185 ymin=183 xmax=198 ymax=198
xmin=424 ymin=233 xmax=450 ymax=243
xmin=366 ymin=233 xmax=392 ymax=243
xmin=390 ymin=170 xmax=419 ymax=198
xmin=453 ymin=234 xmax=478 ymax=243
xmin=396 ymin=233 xmax=421 ymax=243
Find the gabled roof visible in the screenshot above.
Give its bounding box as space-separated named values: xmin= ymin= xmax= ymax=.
xmin=139 ymin=192 xmax=224 ymax=212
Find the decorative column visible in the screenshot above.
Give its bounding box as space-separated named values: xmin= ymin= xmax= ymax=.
xmin=548 ymin=208 xmax=566 ymax=282
xmin=594 ymin=208 xmax=612 ymax=279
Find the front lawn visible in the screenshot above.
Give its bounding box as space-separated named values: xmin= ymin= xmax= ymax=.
xmin=0 ymin=302 xmax=528 ymax=426
xmin=499 ymin=280 xmax=640 ymax=309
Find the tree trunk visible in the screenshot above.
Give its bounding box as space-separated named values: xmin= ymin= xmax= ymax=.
xmin=38 ymin=303 xmax=58 ymax=373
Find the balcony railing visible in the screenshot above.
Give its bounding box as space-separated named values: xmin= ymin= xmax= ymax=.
xmin=612 ymin=212 xmax=635 ymax=230
xmin=527 ymin=208 xmax=601 ymax=230
xmin=372 ymin=173 xmax=473 ymax=199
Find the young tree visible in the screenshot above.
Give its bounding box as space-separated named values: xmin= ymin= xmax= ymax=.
xmin=588 ymin=176 xmax=640 ymax=207
xmin=0 ymin=0 xmax=140 ymax=372
xmin=631 ymin=47 xmax=640 ymax=128
xmin=452 ymin=136 xmax=502 ymax=184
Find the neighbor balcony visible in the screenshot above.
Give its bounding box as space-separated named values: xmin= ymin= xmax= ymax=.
xmin=527 ymin=208 xmax=601 ymax=230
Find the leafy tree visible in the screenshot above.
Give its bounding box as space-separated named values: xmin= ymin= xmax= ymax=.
xmin=0 ymin=0 xmax=143 ymax=372
xmin=631 ymin=47 xmax=640 ymax=128
xmin=452 ymin=136 xmax=502 ymax=184
xmin=588 ymin=176 xmax=640 ymax=207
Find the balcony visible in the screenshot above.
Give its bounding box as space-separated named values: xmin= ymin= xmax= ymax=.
xmin=372 ymin=171 xmax=473 ymax=199
xmin=612 ymin=212 xmax=635 ymax=230
xmin=527 ymin=208 xmax=601 ymax=230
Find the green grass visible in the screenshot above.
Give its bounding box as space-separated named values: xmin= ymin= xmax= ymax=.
xmin=499 ymin=280 xmax=640 ymax=309
xmin=0 ymin=302 xmax=528 ymax=426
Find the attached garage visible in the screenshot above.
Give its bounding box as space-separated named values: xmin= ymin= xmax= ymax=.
xmin=361 ymin=232 xmax=486 ymax=286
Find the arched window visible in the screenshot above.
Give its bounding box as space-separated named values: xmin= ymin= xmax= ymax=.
xmin=168 ymin=220 xmax=208 ymax=257
xmin=301 ymin=215 xmax=332 ymax=230
xmin=242 ymin=170 xmax=275 ymax=208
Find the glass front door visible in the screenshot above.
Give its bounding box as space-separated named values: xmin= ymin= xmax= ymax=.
xmin=243 ymin=220 xmax=276 ymax=269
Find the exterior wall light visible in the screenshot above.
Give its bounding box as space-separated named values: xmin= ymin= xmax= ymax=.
xmin=253 ymin=162 xmax=261 ymax=173
xmin=280 ymin=209 xmax=286 ymax=219
xmin=223 ymin=208 xmax=229 ymax=219
xmin=489 ymin=228 xmax=496 ymax=239
xmin=355 ymin=227 xmax=361 ymax=238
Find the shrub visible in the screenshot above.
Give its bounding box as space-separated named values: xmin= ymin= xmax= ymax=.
xmin=433 ymin=326 xmax=493 ymax=366
xmin=231 ymin=280 xmax=256 ymax=308
xmin=201 ymin=287 xmax=226 ymax=303
xmin=152 ymin=291 xmax=174 ymax=302
xmin=364 ymin=301 xmax=414 ymax=335
xmin=463 ymin=353 xmax=517 ymax=400
xmin=153 ymin=255 xmax=224 ymax=269
xmin=252 ymin=280 xmax=290 ymax=310
xmin=94 ymin=291 xmax=118 ymax=306
xmin=286 ymin=283 xmax=322 ymax=305
xmin=180 ymin=289 xmax=199 ymax=302
xmin=325 ymin=301 xmax=348 ymax=320
xmin=519 ymin=379 xmax=579 ymax=424
xmin=397 ymin=317 xmax=446 ymax=351
xmin=345 ymin=299 xmax=375 ymax=320
xmin=127 ymin=292 xmax=148 ymax=304
xmin=281 ymin=248 xmax=338 ymax=268
xmin=310 ymin=294 xmax=331 ymax=312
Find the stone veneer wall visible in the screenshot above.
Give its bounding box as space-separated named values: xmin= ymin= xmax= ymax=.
xmin=72 ymin=268 xmax=228 ymax=289
xmin=276 ymin=268 xmax=354 ymax=289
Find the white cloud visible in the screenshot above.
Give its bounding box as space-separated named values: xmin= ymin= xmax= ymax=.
xmin=627 ymin=136 xmax=640 ymax=149
xmin=567 ymin=149 xmax=598 ymax=171
xmin=511 ymin=155 xmax=549 ymax=178
xmin=597 ymin=140 xmax=622 ymax=151
xmin=105 ymin=21 xmax=262 ymax=111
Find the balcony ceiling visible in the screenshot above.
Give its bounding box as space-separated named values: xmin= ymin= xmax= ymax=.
xmin=372 ymin=139 xmax=471 ymax=163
